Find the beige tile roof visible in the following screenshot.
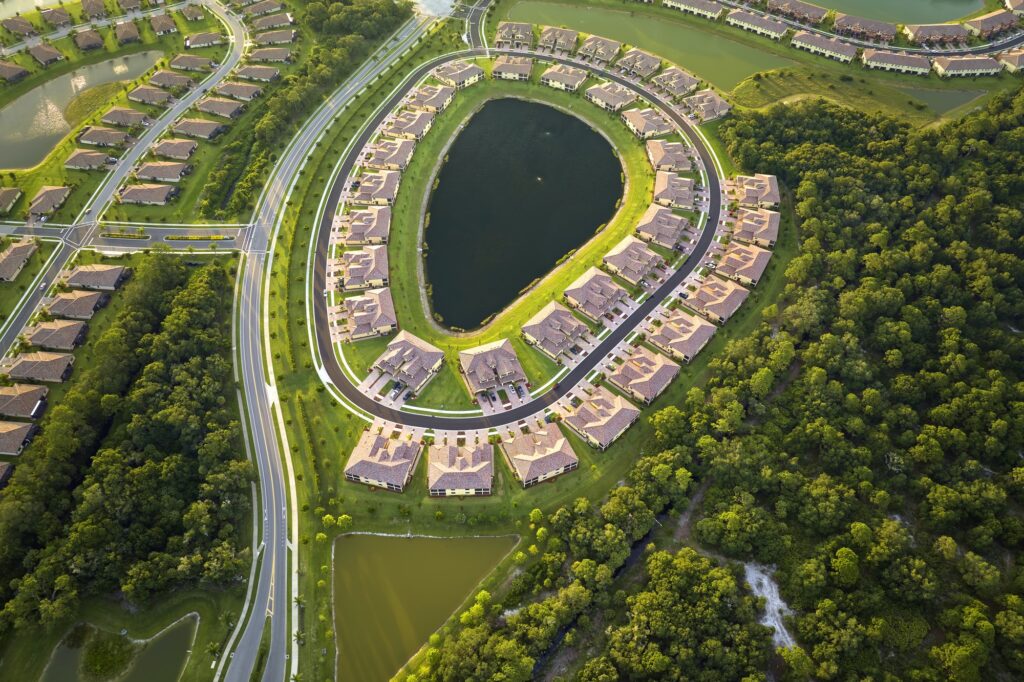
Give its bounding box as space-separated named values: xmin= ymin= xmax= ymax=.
xmin=564 ymin=384 xmax=640 ymax=449
xmin=635 ymin=204 xmax=690 ymax=249
xmin=585 ymin=81 xmax=635 ymax=110
xmin=0 ymin=384 xmax=48 ymax=419
xmin=538 ymin=26 xmax=577 ymax=51
xmin=339 ymin=288 xmax=396 ymax=339
xmin=170 ymin=54 xmax=214 ymax=71
xmin=496 ymin=21 xmax=533 ymax=46
xmin=903 ymin=23 xmax=969 ymax=42
xmin=0 ymin=351 xmax=74 ymax=383
xmin=196 ymin=96 xmax=245 ymax=118
xmin=152 ymin=138 xmax=198 ymax=160
xmin=182 ymin=4 xmax=205 ymax=20
xmin=254 ymin=29 xmax=296 ymax=45
xmin=187 ymin=31 xmax=224 ymax=47
xmin=622 ymin=108 xmax=673 ymax=137
xmin=616 ymin=48 xmax=661 ymax=78
xmin=654 ymin=171 xmax=695 ymax=208
xmin=717 ymin=242 xmax=772 ymax=285
xmin=732 ymin=208 xmax=779 ymax=246
xmin=253 ymin=12 xmax=293 ymax=30
xmin=540 ymin=64 xmax=587 ymax=89
xmin=522 ymin=301 xmax=590 ymax=360
xmin=80 ymin=126 xmax=131 ymax=147
xmin=501 ymin=426 xmax=578 ymax=484
xmin=337 ymin=245 xmax=389 ymax=290
xmin=29 ymin=44 xmax=63 ymax=66
xmin=137 ymin=161 xmax=189 ymax=182
xmin=249 ymin=47 xmax=291 ymax=62
xmin=244 ymin=0 xmax=282 ymax=15
xmin=150 ymin=13 xmax=177 ymax=34
xmin=427 ymin=443 xmax=493 ymax=492
xmin=965 ymin=9 xmax=1019 ymax=34
xmin=344 ymin=431 xmax=422 ymax=490
xmin=607 ymin=345 xmax=680 ymax=403
xmin=0 ymin=421 xmax=35 ymax=455
xmin=833 ymin=13 xmax=897 ymax=41
xmin=727 ymin=9 xmax=788 ymax=36
xmin=29 ymin=186 xmax=70 ymax=215
xmin=382 ymin=109 xmax=434 ymax=139
xmin=350 ymin=171 xmax=400 ymax=205
xmin=102 ymin=107 xmax=151 ymax=127
xmin=603 ymin=235 xmax=665 ymax=285
xmin=791 ymin=31 xmax=859 ymax=60
xmin=433 ymin=60 xmax=484 ymax=87
xmin=651 ymin=66 xmax=700 ymax=98
xmin=766 ymin=0 xmax=828 ymax=23
xmin=646 ymin=306 xmax=717 ymax=362
xmin=129 ymin=85 xmax=172 ymax=106
xmin=0 ymin=188 xmax=22 ymax=215
xmin=121 ymin=184 xmax=178 ymax=205
xmin=25 ymin=319 xmax=87 ymax=351
xmin=114 ymin=21 xmax=140 ymax=44
xmin=999 ymin=49 xmax=1024 ymax=69
xmin=407 ymin=84 xmax=454 ymax=111
xmin=0 ymin=239 xmax=37 ymax=282
xmin=47 ymin=289 xmax=106 ymax=319
xmin=459 ymin=339 xmax=526 ymax=394
xmin=564 ymin=267 xmax=629 ymax=321
xmin=151 ymin=70 xmax=194 ymax=90
xmin=861 ymin=49 xmax=931 ymax=71
xmin=492 ymin=55 xmax=533 ymax=78
xmin=65 ymin=264 xmax=128 ymax=290
xmin=74 ymin=29 xmax=104 ymax=50
xmin=364 ymin=138 xmax=416 ymax=170
xmin=335 ymin=206 xmax=390 ymax=244
xmin=373 ymin=331 xmax=444 ymax=393
xmin=933 ymin=56 xmax=1002 ymax=73
xmin=173 ymin=118 xmax=225 ymax=139
xmin=729 ymin=174 xmax=780 ymax=206
xmin=577 ymin=34 xmax=621 ymax=62
xmin=682 ymin=88 xmax=731 ymax=121
xmin=687 ymin=275 xmax=749 ymax=323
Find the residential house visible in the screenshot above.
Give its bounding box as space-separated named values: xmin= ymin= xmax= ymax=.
xmin=80 ymin=126 xmax=131 ymax=147
xmin=538 ymin=26 xmax=577 ymax=52
xmin=136 ymin=161 xmax=190 ymax=182
xmin=337 ymin=288 xmax=396 ymax=340
xmin=186 ymin=32 xmax=224 ymax=48
xmin=861 ymin=49 xmax=931 ymax=75
xmin=495 ymin=21 xmax=533 ymax=49
xmin=683 ymin=88 xmax=731 ymax=121
xmin=651 ymin=66 xmax=700 ymax=99
xmin=833 ymin=13 xmax=897 ymax=42
xmin=902 ymin=23 xmax=969 ymax=44
xmin=964 ymin=9 xmax=1019 ymax=38
xmin=790 ymin=31 xmax=858 ymax=62
xmin=215 ymin=81 xmax=262 ymax=101
xmin=74 ymin=29 xmax=104 ymax=51
xmin=253 ymin=13 xmax=294 ymax=31
xmin=151 ymin=13 xmax=178 ymax=35
xmin=254 ymin=29 xmax=297 ymax=45
xmin=458 ymin=339 xmax=527 ymax=394
xmin=686 ymin=275 xmax=749 ymax=323
xmin=766 ymin=0 xmax=827 ymax=24
xmin=717 ymin=241 xmax=772 ymax=286
xmin=585 ymin=81 xmax=636 ymax=111
xmin=244 ymin=0 xmax=282 ymax=16
xmin=150 ymin=70 xmax=194 ymax=90
xmin=603 ymin=236 xmax=666 ymax=285
xmin=645 ymin=305 xmax=717 ymax=362
xmin=1 ymin=17 xmax=36 ymax=37
xmin=500 ymin=426 xmax=578 ymax=487
xmin=0 ymin=421 xmax=37 ymax=456
xmin=65 ymin=149 xmax=112 ymax=170
xmin=1009 ymin=0 xmax=1024 ymax=15
xmin=28 ymin=186 xmax=70 ymax=216
xmin=933 ymin=56 xmax=1003 ymax=77
xmin=173 ymin=118 xmax=226 ymax=139
xmin=0 ymin=351 xmax=75 ymax=383
xmin=114 ymin=21 xmax=140 ymax=45
xmin=564 ymin=384 xmax=640 ymax=449
xmin=363 ymin=138 xmax=416 ymax=171
xmin=182 ymin=4 xmax=205 ymax=20
xmin=0 ymin=239 xmax=37 ymax=282
xmin=82 ymin=0 xmax=107 ymax=20
xmin=732 ymin=207 xmax=780 ymax=247
xmin=635 ymin=204 xmax=690 ymax=249
xmin=0 ymin=188 xmax=22 ymax=215
xmin=540 ymin=64 xmax=587 ymax=91
xmin=522 ymin=301 xmax=591 ymax=362
xmin=382 ymin=109 xmax=434 ymax=140
xmin=333 ymin=206 xmax=391 ymax=245
xmin=726 ymin=9 xmax=788 ymax=40
xmin=653 ymin=171 xmax=695 ymax=209
xmin=65 ymin=264 xmax=130 ymax=290
xmin=41 ymin=7 xmax=72 ymax=28
xmin=336 ymin=245 xmax=389 ymax=290
xmin=152 ymin=138 xmax=198 ymax=159
xmin=607 ymin=345 xmax=680 ymax=404
xmin=998 ymin=48 xmax=1024 ymax=71
xmin=118 ymin=0 xmax=142 ymax=11
xmin=662 ymin=0 xmax=724 ymax=20
xmin=564 ymin=267 xmax=629 ymax=322
xmin=576 ymin=34 xmax=621 ymax=64
xmin=407 ymin=84 xmax=455 ymax=112
xmin=47 ymin=290 xmax=107 ymax=319
xmin=120 ymin=183 xmax=179 ymax=205
xmin=24 ymin=319 xmax=87 ymax=351
xmin=249 ymin=47 xmax=291 ymax=62
xmin=372 ymin=331 xmax=445 ymax=394
xmin=170 ymin=54 xmax=214 ymax=71
xmin=102 ymin=107 xmax=151 ymax=127
xmin=728 ymin=173 xmax=780 ymax=207
xmin=0 ymin=61 xmax=29 ymax=83
xmin=427 ymin=443 xmax=494 ymax=496
xmin=616 ymin=47 xmax=661 ymax=78
xmin=433 ymin=60 xmax=484 ymax=89
xmin=491 ymin=55 xmax=532 ymax=81
xmin=0 ymin=384 xmax=48 ymax=420
xmin=128 ymin=85 xmax=172 ymax=107
xmin=197 ymin=96 xmax=245 ymax=118
xmin=344 ymin=431 xmax=422 ymax=492
xmin=235 ymin=65 xmax=280 ymax=81
xmin=349 ymin=170 xmax=400 ymax=205
xmin=30 ymin=44 xmax=64 ymax=67
xmin=621 ymin=108 xmax=673 ymax=139
xmin=646 ymin=139 xmax=691 ymax=172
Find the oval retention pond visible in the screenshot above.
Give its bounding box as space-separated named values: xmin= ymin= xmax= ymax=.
xmin=424 ymin=97 xmax=623 ymax=330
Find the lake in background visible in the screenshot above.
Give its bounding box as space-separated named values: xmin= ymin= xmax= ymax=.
xmin=817 ymin=0 xmax=982 ymax=23
xmin=0 ymin=0 xmax=46 ymax=20
xmin=425 ymin=98 xmax=622 ymax=329
xmin=0 ymin=51 xmax=161 ymax=169
xmin=334 ymin=534 xmax=516 ymax=682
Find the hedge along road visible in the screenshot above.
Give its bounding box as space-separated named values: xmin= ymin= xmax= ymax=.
xmin=311 ymin=47 xmax=723 ymax=431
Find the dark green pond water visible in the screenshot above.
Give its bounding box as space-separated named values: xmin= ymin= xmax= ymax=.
xmin=425 ymin=98 xmax=622 ymax=329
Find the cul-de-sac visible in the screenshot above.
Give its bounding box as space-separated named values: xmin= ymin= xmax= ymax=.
xmin=0 ymin=0 xmax=1022 ymax=679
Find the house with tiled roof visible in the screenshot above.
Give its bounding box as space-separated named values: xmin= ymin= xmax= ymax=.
xmin=29 ymin=186 xmax=70 ymax=216
xmin=861 ymin=49 xmax=931 ymax=75
xmin=151 ymin=13 xmax=177 ymax=35
xmin=646 ymin=140 xmax=692 ymax=172
xmin=833 ymin=13 xmax=897 ymax=42
xmin=728 ymin=173 xmax=779 ymax=207
xmin=726 ymin=10 xmax=788 ymax=40
xmin=428 ymin=442 xmax=494 ymax=496
xmin=933 ymin=56 xmax=1003 ymax=77
xmin=333 ymin=206 xmax=391 ymax=245
xmin=336 ymin=245 xmax=389 ymax=290
xmin=80 ymin=126 xmax=132 ymax=147
xmin=616 ymin=48 xmax=661 ymax=78
xmin=0 ymin=239 xmax=37 ymax=282
xmin=459 ymin=339 xmax=527 ymax=395
xmin=635 ymin=204 xmax=690 ymax=249
xmin=645 ymin=305 xmax=717 ymax=362
xmin=349 ymin=171 xmax=400 ymax=205
xmin=186 ymin=32 xmax=224 ymax=48
xmin=732 ymin=208 xmax=780 ymax=248
xmin=0 ymin=421 xmax=37 ymax=456
xmin=621 ymin=108 xmax=673 ymax=139
xmin=65 ymin=263 xmax=130 ymax=291
xmin=434 ymin=60 xmax=484 ymax=89
xmin=46 ymin=290 xmax=107 ymax=319
xmin=364 ymin=138 xmax=416 ymax=171
xmin=686 ymin=275 xmax=749 ymax=323
xmin=254 ymin=29 xmax=297 ymax=45
xmin=41 ymin=7 xmax=72 ymax=27
xmin=501 ymin=426 xmax=578 ymax=487
xmin=372 ymin=331 xmax=444 ymax=394
xmin=120 ymin=184 xmax=178 ymax=205
xmin=964 ymin=9 xmax=1019 ymax=38
xmin=30 ymin=44 xmax=64 ymax=67
xmin=24 ymin=319 xmax=87 ymax=351
xmin=197 ymin=96 xmax=245 ymax=119
xmin=576 ymin=34 xmax=621 ymax=63
xmin=102 ymin=107 xmax=151 ymax=128
xmin=791 ymin=32 xmax=858 ymax=63
xmin=407 ymin=84 xmax=455 ymax=112
xmin=0 ymin=384 xmax=48 ymax=420
xmin=152 ymin=138 xmax=198 ymax=160
xmin=492 ymin=55 xmax=532 ymax=81
xmin=0 ymin=351 xmax=75 ymax=383
xmin=683 ymin=89 xmax=731 ymax=121
xmin=128 ymin=85 xmax=172 ymax=107
xmin=766 ymin=0 xmax=827 ymax=24
xmin=2 ymin=16 xmax=36 ymax=37
xmin=249 ymin=47 xmax=291 ymax=62
xmin=253 ymin=12 xmax=293 ymax=30
xmin=902 ymin=23 xmax=969 ymax=45
xmin=651 ymin=66 xmax=700 ymax=99
xmin=216 ymin=81 xmax=263 ymax=101
xmin=585 ymin=81 xmax=636 ymax=111
xmin=344 ymin=431 xmax=422 ymax=492
xmin=998 ymin=48 xmax=1024 ymax=71
xmin=564 ymin=267 xmax=629 ymax=322
xmin=564 ymin=384 xmax=640 ymax=449
xmin=654 ymin=171 xmax=696 ymax=209
xmin=522 ymin=301 xmax=591 ymax=362
xmin=717 ymin=242 xmax=772 ymax=286
xmin=0 ymin=60 xmax=29 ymax=83
xmin=603 ymin=236 xmax=666 ymax=286
xmin=114 ymin=21 xmax=140 ymax=45
xmin=337 ymin=288 xmax=396 ymax=340
xmin=495 ymin=21 xmax=533 ymax=49
xmin=382 ymin=109 xmax=434 ymax=140
xmin=607 ymin=344 xmax=680 ymax=404
xmin=0 ymin=188 xmax=21 ymax=215
xmin=173 ymin=118 xmax=226 ymax=139
xmin=170 ymin=54 xmax=214 ymax=72
xmin=541 ymin=64 xmax=587 ymax=92
xmin=136 ymin=161 xmax=191 ymax=182
xmin=663 ymin=0 xmax=724 ymax=20
xmin=151 ymin=70 xmax=195 ymax=90
xmin=74 ymin=29 xmax=104 ymax=51
xmin=538 ymin=26 xmax=577 ymax=52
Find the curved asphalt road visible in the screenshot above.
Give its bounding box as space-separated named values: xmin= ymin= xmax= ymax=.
xmin=311 ymin=48 xmax=722 ymax=430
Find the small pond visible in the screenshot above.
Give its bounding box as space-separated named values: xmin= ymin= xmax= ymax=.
xmin=334 ymin=534 xmax=516 ymax=682
xmin=40 ymin=615 xmax=196 ymax=682
xmin=425 ymin=98 xmax=622 ymax=330
xmin=0 ymin=50 xmax=161 ymax=169
xmin=0 ymin=0 xmax=46 ymax=21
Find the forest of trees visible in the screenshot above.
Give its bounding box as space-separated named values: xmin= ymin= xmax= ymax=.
xmin=196 ymin=0 xmax=413 ymax=218
xmin=415 ymin=88 xmax=1024 ymax=680
xmin=0 ymin=257 xmax=250 ymax=630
